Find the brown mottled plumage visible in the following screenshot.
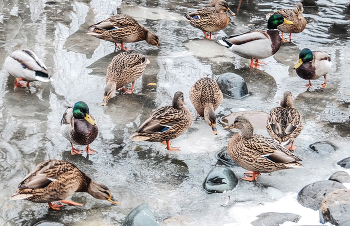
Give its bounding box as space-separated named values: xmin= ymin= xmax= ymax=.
xmin=131 ymin=92 xmax=193 ymax=151
xmin=227 ymin=116 xmax=302 ymax=181
xmin=88 ymin=14 xmax=159 ymax=50
xmin=266 ymin=2 xmax=306 ymax=42
xmin=185 ymin=0 xmax=235 ymax=40
xmin=266 ymin=91 xmax=302 ymax=151
xmin=10 ymin=159 xmax=120 ymax=210
xmin=102 ymin=52 xmax=150 ymax=106
xmin=189 ymin=77 xmax=223 ymax=135
xmin=60 ymin=101 xmax=98 ymax=155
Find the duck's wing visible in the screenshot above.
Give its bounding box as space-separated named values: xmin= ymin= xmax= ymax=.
xmin=61 ymin=107 xmax=73 ymax=126
xmin=313 ymin=51 xmax=331 ymax=62
xmin=10 ymin=50 xmax=48 ymax=73
xmin=222 ymin=30 xmax=269 ymax=46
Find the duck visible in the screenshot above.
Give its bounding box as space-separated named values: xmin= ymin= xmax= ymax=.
xmin=88 ymin=14 xmax=160 ymax=51
xmin=10 ymin=159 xmax=120 ymax=210
xmin=131 ymin=91 xmax=193 ymax=151
xmin=185 ymin=0 xmax=235 ymax=40
xmin=227 ymin=116 xmax=302 ymax=181
xmin=60 ymin=101 xmax=98 ymax=155
xmin=189 ymin=77 xmax=223 ymax=135
xmin=266 ymin=2 xmax=306 ymax=42
xmin=266 ymin=91 xmax=302 ymax=151
xmin=218 ymin=14 xmax=293 ymax=68
xmin=102 ymin=51 xmax=150 ymax=106
xmin=3 ymin=49 xmax=51 ymax=88
xmin=294 ymin=48 xmax=332 ymax=88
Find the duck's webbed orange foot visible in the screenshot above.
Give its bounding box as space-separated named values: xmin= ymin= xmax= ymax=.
xmin=286 ymin=145 xmax=297 ymax=151
xmin=48 ymin=202 xmax=64 ymax=210
xmin=242 ymin=171 xmax=260 ymax=181
xmin=255 ymin=59 xmax=265 ymax=67
xmin=60 ymin=200 xmax=84 ymax=206
xmin=203 ymin=31 xmax=212 ymax=40
xmin=84 ymin=145 xmax=97 ymax=155
xmin=14 ymin=78 xmax=29 ymax=88
xmin=281 ymin=32 xmax=290 ymax=43
xmin=115 ymin=43 xmax=130 ymax=51
xmin=305 ymin=80 xmax=312 ymax=88
xmin=70 ymin=143 xmax=83 ymax=155
xmin=165 ymin=140 xmax=180 ymax=151
xmin=320 ymin=83 xmax=327 ymax=88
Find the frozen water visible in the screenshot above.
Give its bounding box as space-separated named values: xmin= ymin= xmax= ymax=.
xmin=0 ymin=0 xmax=349 ymax=225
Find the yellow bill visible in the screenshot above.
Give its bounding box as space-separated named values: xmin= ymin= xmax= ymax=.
xmin=225 ymin=124 xmax=235 ymax=129
xmin=294 ymin=59 xmax=303 ymax=69
xmin=147 ymin=83 xmax=157 ymax=86
xmin=85 ymin=113 xmax=96 ymax=125
xmin=283 ymin=19 xmax=293 ymax=24
xmin=108 ymin=197 xmax=120 ymax=205
xmin=211 ymin=123 xmax=218 ymax=135
xmin=101 ymin=96 xmax=109 ymax=106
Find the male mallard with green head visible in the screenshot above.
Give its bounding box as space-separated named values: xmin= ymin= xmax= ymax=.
xmin=60 ymin=101 xmax=98 ymax=155
xmin=11 ymin=159 xmax=120 ymax=210
xmin=102 ymin=51 xmax=150 ymax=106
xmin=227 ymin=116 xmax=302 ymax=181
xmin=88 ymin=14 xmax=159 ymax=51
xmin=218 ymin=14 xmax=293 ymax=68
xmin=266 ymin=2 xmax=306 ymax=42
xmin=189 ymin=77 xmax=223 ymax=135
xmin=4 ymin=50 xmax=51 ymax=88
xmin=266 ymin=91 xmax=302 ymax=151
xmin=131 ymin=92 xmax=193 ymax=151
xmin=185 ymin=0 xmax=235 ymax=40
xmin=294 ymin=48 xmax=332 ymax=88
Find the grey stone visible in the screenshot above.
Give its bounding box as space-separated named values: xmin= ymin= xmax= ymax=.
xmin=337 ymin=157 xmax=350 ymax=169
xmin=329 ymin=171 xmax=350 ymax=183
xmin=251 ymin=212 xmax=301 ymax=226
xmin=309 ymin=141 xmax=337 ymax=154
xmin=320 ymin=189 xmax=350 ymax=226
xmin=203 ymin=167 xmax=238 ymax=193
xmin=123 ymin=204 xmax=158 ymax=226
xmin=216 ymin=73 xmax=248 ymax=98
xmin=297 ymin=180 xmax=346 ymax=210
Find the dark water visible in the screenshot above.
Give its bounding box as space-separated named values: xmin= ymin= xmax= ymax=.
xmin=0 ymin=0 xmax=349 ymax=225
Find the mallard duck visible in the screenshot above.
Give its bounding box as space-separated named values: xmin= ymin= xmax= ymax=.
xmin=88 ymin=14 xmax=160 ymax=51
xmin=3 ymin=50 xmax=51 ymax=88
xmin=131 ymin=91 xmax=193 ymax=151
xmin=266 ymin=91 xmax=302 ymax=151
xmin=102 ymin=52 xmax=150 ymax=106
xmin=294 ymin=48 xmax=332 ymax=88
xmin=60 ymin=101 xmax=98 ymax=155
xmin=218 ymin=14 xmax=293 ymax=68
xmin=189 ymin=77 xmax=223 ymax=135
xmin=185 ymin=0 xmax=235 ymax=40
xmin=227 ymin=116 xmax=302 ymax=181
xmin=11 ymin=159 xmax=120 ymax=210
xmin=266 ymin=2 xmax=306 ymax=42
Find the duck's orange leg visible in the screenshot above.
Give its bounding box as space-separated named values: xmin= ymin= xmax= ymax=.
xmin=161 ymin=140 xmax=172 ymax=145
xmin=48 ymin=202 xmax=64 ymax=210
xmin=70 ymin=143 xmax=83 ymax=155
xmin=123 ymin=81 xmax=135 ymax=94
xmin=242 ymin=171 xmax=260 ymax=181
xmin=286 ymin=141 xmax=297 ymax=151
xmin=203 ymin=31 xmax=211 ymax=40
xmin=255 ymin=59 xmax=265 ymax=67
xmin=165 ymin=140 xmax=180 ymax=151
xmin=60 ymin=200 xmax=84 ymax=206
xmin=306 ymin=80 xmax=312 ymax=88
xmin=249 ymin=59 xmax=255 ymax=67
xmin=14 ymin=78 xmax=29 ymax=88
xmin=281 ymin=32 xmax=290 ymax=43
xmin=115 ymin=42 xmax=129 ymax=51
xmin=321 ymin=75 xmax=327 ymax=88
xmin=84 ymin=144 xmax=97 ymax=155
xmin=289 ymin=33 xmax=292 ymax=42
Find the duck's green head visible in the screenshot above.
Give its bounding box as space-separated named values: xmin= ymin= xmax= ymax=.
xmin=294 ymin=48 xmax=313 ymax=69
xmin=267 ymin=14 xmax=293 ymax=29
xmin=73 ymin=101 xmax=96 ymax=125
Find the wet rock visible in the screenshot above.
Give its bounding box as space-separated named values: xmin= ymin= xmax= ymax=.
xmin=297 ymin=180 xmax=346 ymax=210
xmin=123 ymin=204 xmax=158 ymax=226
xmin=337 ymin=157 xmax=350 ymax=169
xmin=216 ymin=149 xmax=237 ymax=167
xmin=163 ymin=215 xmax=190 ymax=226
xmin=203 ymin=167 xmax=238 ymax=193
xmin=216 ymin=73 xmax=248 ymax=98
xmin=251 ymin=212 xmax=301 ymax=226
xmin=309 ymin=141 xmax=337 ymax=154
xmin=33 ymin=222 xmax=65 ymax=226
xmin=320 ymin=189 xmax=350 ymax=226
xmin=329 ymin=171 xmax=350 ymax=183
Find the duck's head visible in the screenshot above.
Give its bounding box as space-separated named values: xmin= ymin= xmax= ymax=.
xmin=267 ymin=14 xmax=293 ymax=29
xmin=102 ymin=82 xmax=117 ymax=106
xmin=73 ymin=101 xmax=96 ymax=125
xmin=294 ymin=2 xmax=304 ymax=19
xmin=172 ymin=91 xmax=186 ymax=109
xmin=216 ymin=1 xmax=235 ymax=16
xmin=88 ymin=181 xmax=120 ymax=205
xmin=294 ymin=48 xmax=313 ymax=69
xmin=146 ymin=31 xmax=160 ymax=48
xmin=280 ymin=91 xmax=294 ymax=108
xmin=227 ymin=116 xmax=254 ymax=138
xmin=204 ymin=106 xmax=218 ymax=135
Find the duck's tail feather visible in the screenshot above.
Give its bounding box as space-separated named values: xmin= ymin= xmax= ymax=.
xmin=217 ymin=37 xmax=232 ymax=48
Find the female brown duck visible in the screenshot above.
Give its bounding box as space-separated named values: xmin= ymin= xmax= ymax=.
xmin=11 ymin=159 xmax=120 ymax=210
